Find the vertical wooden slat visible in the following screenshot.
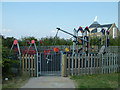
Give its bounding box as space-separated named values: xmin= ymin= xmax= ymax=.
xmin=22 ymin=54 xmax=24 ymax=74
xmin=75 ymin=54 xmax=77 ymax=75
xmin=78 ymin=54 xmax=80 ymax=75
xmin=85 ymin=54 xmax=86 ymax=75
xmin=102 ymin=54 xmax=104 ymax=74
xmin=68 ymin=54 xmax=70 ymax=76
xmin=99 ymin=54 xmax=101 ymax=73
xmin=94 ymin=54 xmax=95 ymax=74
xmin=111 ymin=53 xmax=113 ymax=73
xmin=25 ymin=54 xmax=27 ymax=76
xmin=31 ymin=55 xmax=33 ymax=77
xmin=91 ymin=54 xmax=92 ymax=75
xmin=109 ymin=53 xmax=111 ymax=73
xmin=72 ymin=55 xmax=74 ymax=76
xmin=81 ymin=54 xmax=83 ymax=75
xmin=115 ymin=53 xmax=117 ymax=72
xmin=63 ymin=54 xmax=65 ymax=77
xmin=88 ymin=54 xmax=90 ymax=74
xmin=97 ymin=54 xmax=98 ymax=74
xmin=114 ymin=53 xmax=115 ymax=72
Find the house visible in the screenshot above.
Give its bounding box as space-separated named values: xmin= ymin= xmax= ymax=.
xmin=89 ymin=18 xmax=119 ymax=38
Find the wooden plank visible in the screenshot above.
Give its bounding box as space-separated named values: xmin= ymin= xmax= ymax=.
xmin=102 ymin=54 xmax=103 ymax=74
xmin=91 ymin=54 xmax=92 ymax=75
xmin=81 ymin=54 xmax=83 ymax=75
xmin=94 ymin=54 xmax=95 ymax=74
xmin=114 ymin=53 xmax=115 ymax=72
xmin=75 ymin=54 xmax=77 ymax=75
xmin=97 ymin=54 xmax=98 ymax=74
xmin=72 ymin=55 xmax=74 ymax=76
xmin=31 ymin=55 xmax=33 ymax=77
xmin=87 ymin=54 xmax=89 ymax=74
xmin=22 ymin=54 xmax=24 ymax=74
xmin=99 ymin=54 xmax=101 ymax=73
xmin=112 ymin=53 xmax=114 ymax=73
xmin=25 ymin=54 xmax=27 ymax=76
xmin=63 ymin=54 xmax=65 ymax=77
xmin=78 ymin=54 xmax=80 ymax=75
xmin=68 ymin=54 xmax=70 ymax=76
xmin=109 ymin=53 xmax=111 ymax=73
xmin=85 ymin=54 xmax=86 ymax=75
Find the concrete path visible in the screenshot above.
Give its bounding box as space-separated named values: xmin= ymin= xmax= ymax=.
xmin=21 ymin=76 xmax=75 ymax=88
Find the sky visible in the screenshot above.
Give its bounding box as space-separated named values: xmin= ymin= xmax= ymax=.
xmin=1 ymin=2 xmax=118 ymax=39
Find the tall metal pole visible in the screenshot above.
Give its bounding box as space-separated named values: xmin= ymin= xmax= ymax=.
xmin=73 ymin=29 xmax=76 ymax=55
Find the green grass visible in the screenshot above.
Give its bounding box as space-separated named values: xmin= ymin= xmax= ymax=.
xmin=2 ymin=74 xmax=30 ymax=89
xmin=71 ymin=73 xmax=119 ymax=88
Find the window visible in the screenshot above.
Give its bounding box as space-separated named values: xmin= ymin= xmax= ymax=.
xmin=113 ymin=27 xmax=117 ymax=38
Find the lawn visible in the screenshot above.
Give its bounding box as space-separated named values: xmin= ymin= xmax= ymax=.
xmin=71 ymin=73 xmax=119 ymax=88
xmin=2 ymin=74 xmax=30 ymax=89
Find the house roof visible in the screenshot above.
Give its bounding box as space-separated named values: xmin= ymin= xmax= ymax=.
xmin=89 ymin=21 xmax=100 ymax=28
xmin=90 ymin=23 xmax=113 ymax=33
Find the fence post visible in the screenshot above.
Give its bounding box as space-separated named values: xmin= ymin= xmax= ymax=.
xmin=22 ymin=54 xmax=24 ymax=74
xmin=75 ymin=54 xmax=77 ymax=75
xmin=94 ymin=54 xmax=95 ymax=74
xmin=97 ymin=54 xmax=98 ymax=74
xmin=72 ymin=54 xmax=74 ymax=76
xmin=102 ymin=54 xmax=104 ymax=74
xmin=25 ymin=54 xmax=27 ymax=76
xmin=37 ymin=52 xmax=38 ymax=77
xmin=88 ymin=53 xmax=90 ymax=74
xmin=31 ymin=55 xmax=33 ymax=77
xmin=82 ymin=54 xmax=83 ymax=75
xmin=63 ymin=54 xmax=65 ymax=77
xmin=78 ymin=54 xmax=80 ymax=75
xmin=85 ymin=53 xmax=86 ymax=75
xmin=91 ymin=54 xmax=92 ymax=75
xmin=68 ymin=54 xmax=70 ymax=76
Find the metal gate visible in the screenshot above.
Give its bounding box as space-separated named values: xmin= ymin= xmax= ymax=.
xmin=38 ymin=52 xmax=62 ymax=76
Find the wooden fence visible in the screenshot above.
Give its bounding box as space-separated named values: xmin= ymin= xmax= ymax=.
xmin=63 ymin=52 xmax=119 ymax=76
xmin=22 ymin=54 xmax=37 ymax=77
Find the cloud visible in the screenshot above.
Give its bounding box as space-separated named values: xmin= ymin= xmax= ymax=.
xmin=2 ymin=28 xmax=12 ymax=33
xmin=50 ymin=30 xmax=57 ymax=33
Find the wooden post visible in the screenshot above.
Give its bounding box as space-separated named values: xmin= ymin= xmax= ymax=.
xmin=85 ymin=54 xmax=86 ymax=75
xmin=22 ymin=54 xmax=24 ymax=74
xmin=78 ymin=54 xmax=80 ymax=75
xmin=91 ymin=54 xmax=92 ymax=75
xmin=97 ymin=54 xmax=98 ymax=74
xmin=63 ymin=54 xmax=65 ymax=77
xmin=31 ymin=55 xmax=33 ymax=77
xmin=88 ymin=54 xmax=90 ymax=74
xmin=82 ymin=54 xmax=83 ymax=75
xmin=25 ymin=54 xmax=27 ymax=76
xmin=114 ymin=53 xmax=115 ymax=72
xmin=75 ymin=54 xmax=77 ymax=75
xmin=94 ymin=54 xmax=95 ymax=74
xmin=109 ymin=53 xmax=111 ymax=73
xmin=72 ymin=55 xmax=74 ymax=76
xmin=68 ymin=54 xmax=70 ymax=76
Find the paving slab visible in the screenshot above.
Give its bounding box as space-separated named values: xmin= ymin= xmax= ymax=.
xmin=21 ymin=76 xmax=75 ymax=88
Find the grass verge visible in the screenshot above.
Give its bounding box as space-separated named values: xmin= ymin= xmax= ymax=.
xmin=2 ymin=74 xmax=30 ymax=89
xmin=71 ymin=72 xmax=119 ymax=88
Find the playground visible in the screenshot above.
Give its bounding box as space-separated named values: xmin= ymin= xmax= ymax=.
xmin=7 ymin=26 xmax=119 ymax=77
